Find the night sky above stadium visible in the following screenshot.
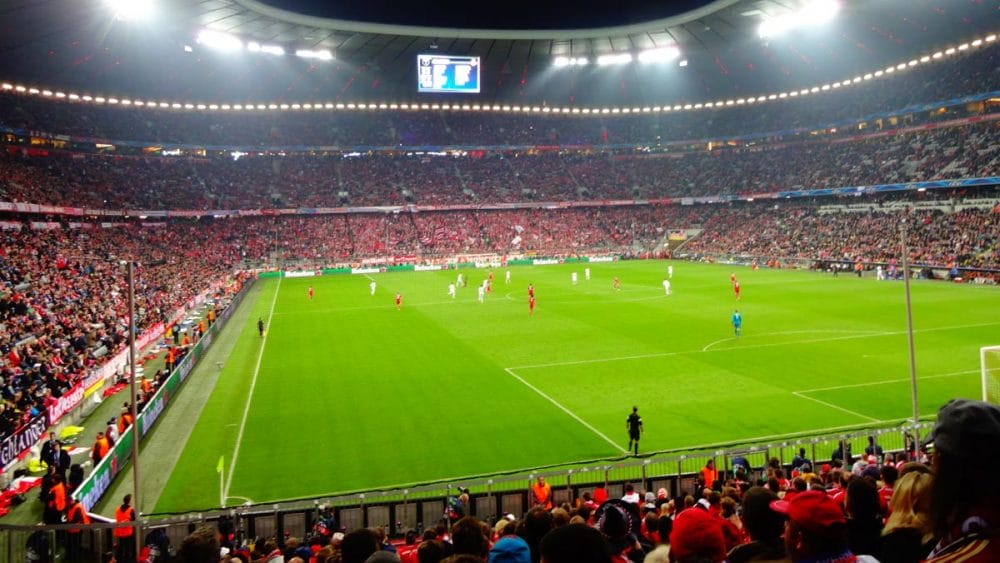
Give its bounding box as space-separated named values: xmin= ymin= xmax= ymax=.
xmin=261 ymin=0 xmax=715 ymax=29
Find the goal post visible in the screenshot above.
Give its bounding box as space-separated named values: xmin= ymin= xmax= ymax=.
xmin=983 ymin=346 xmax=1000 ymax=404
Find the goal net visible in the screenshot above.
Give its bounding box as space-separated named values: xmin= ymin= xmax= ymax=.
xmin=983 ymin=346 xmax=1000 ymax=404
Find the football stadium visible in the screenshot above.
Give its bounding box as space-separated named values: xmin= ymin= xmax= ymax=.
xmin=0 ymin=0 xmax=998 ymax=561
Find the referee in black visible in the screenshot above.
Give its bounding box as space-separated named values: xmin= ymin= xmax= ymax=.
xmin=627 ymin=406 xmax=643 ymax=456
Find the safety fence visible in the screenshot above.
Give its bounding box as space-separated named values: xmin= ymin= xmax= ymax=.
xmin=0 ymin=419 xmax=932 ymax=562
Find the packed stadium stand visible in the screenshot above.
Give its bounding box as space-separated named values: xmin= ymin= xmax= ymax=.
xmin=0 ymin=0 xmax=999 ymax=560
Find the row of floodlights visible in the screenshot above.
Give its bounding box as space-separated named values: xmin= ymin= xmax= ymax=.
xmin=195 ymin=30 xmax=333 ymax=61
xmin=554 ymin=47 xmax=685 ymax=68
xmin=552 ymin=0 xmax=838 ymax=68
xmin=1 ymin=33 xmax=994 ymax=116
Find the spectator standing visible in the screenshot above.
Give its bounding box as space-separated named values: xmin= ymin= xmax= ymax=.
xmin=770 ymin=490 xmax=878 ymax=563
xmin=878 ymin=471 xmax=934 ymax=563
xmin=924 ymin=400 xmax=1000 ymax=562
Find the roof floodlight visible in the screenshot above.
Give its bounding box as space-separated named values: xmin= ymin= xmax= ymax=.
xmin=184 ymin=103 xmax=194 ymax=109
xmin=678 ymin=59 xmax=688 ymax=67
xmin=576 ymin=57 xmax=589 ymax=65
xmin=986 ymin=35 xmax=996 ymax=42
xmin=932 ymin=51 xmax=943 ymax=59
xmin=208 ymin=104 xmax=218 ymax=110
xmin=80 ymin=94 xmax=91 ymax=100
xmin=295 ymin=49 xmax=333 ymax=61
xmin=197 ymin=104 xmax=206 ymax=110
xmin=55 ymin=92 xmax=66 ymax=98
xmin=638 ymin=46 xmax=681 ymax=63
xmin=759 ymin=0 xmax=839 ymax=38
xmin=28 ymin=87 xmax=39 ymax=94
xmin=554 ymin=56 xmax=571 ymax=67
xmin=919 ymin=55 xmax=930 ymax=63
xmin=957 ymin=43 xmax=969 ymax=50
xmin=42 ymin=90 xmax=53 ymax=96
xmin=68 ymin=93 xmax=79 ymax=99
xmin=572 ymin=108 xmax=580 ymax=113
xmin=198 ymin=30 xmax=242 ymax=51
xmin=247 ymin=43 xmax=284 ymax=56
xmin=121 ymin=99 xmax=132 ymax=105
xmin=94 ymin=97 xmax=105 ymax=103
xmin=134 ymin=100 xmax=144 ymax=106
xmin=596 ymin=53 xmax=633 ymax=66
xmin=672 ymin=105 xmax=681 ymax=110
xmin=105 ymin=0 xmax=153 ymax=21
xmin=1 ymin=83 xmax=14 ymax=90
xmin=768 ymin=94 xmax=777 ymax=100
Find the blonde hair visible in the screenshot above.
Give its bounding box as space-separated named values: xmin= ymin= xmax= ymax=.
xmin=883 ymin=470 xmax=934 ymax=543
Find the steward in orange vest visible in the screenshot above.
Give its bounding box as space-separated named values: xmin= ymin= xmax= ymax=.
xmin=44 ymin=474 xmax=66 ymax=524
xmin=66 ymin=496 xmax=91 ymax=561
xmin=92 ymin=432 xmax=110 ymax=463
xmin=114 ymin=494 xmax=137 ymax=563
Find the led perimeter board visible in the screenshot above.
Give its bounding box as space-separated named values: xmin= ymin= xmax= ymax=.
xmin=418 ymin=54 xmax=480 ymax=93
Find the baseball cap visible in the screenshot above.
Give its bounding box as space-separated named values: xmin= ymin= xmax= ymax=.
xmin=769 ymin=490 xmax=845 ymax=534
xmin=923 ymin=399 xmax=1000 ymax=459
xmin=488 ymin=536 xmax=530 ymax=563
xmin=669 ymin=508 xmax=726 ymax=562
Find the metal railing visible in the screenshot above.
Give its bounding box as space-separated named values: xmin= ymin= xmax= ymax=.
xmin=0 ymin=419 xmax=932 ymax=562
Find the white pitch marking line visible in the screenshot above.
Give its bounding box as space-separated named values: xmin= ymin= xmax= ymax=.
xmin=701 ymin=329 xmax=886 ymax=352
xmin=795 ymin=369 xmax=980 ymax=394
xmin=791 ymin=391 xmax=882 ymax=423
xmin=504 ymin=368 xmax=629 ymax=454
xmin=223 ymin=276 xmax=282 ymax=502
xmin=511 ymin=321 xmax=1000 ymax=370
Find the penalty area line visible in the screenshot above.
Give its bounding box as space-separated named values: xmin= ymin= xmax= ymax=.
xmin=223 ymin=275 xmax=282 ymax=502
xmin=503 ymin=368 xmax=629 ymax=455
xmin=791 ymin=392 xmax=881 ymax=423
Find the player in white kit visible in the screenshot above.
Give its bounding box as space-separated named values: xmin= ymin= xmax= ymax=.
xmin=668 ymin=265 xmax=673 ymax=279
xmin=370 ymin=280 xmax=377 ymax=296
xmin=505 ymin=270 xmax=511 ymax=284
xmin=663 ymin=278 xmax=671 ymax=296
xmin=585 ymin=267 xmax=591 ymax=280
xmin=571 ymin=272 xmax=578 ymax=285
xmin=477 ymin=285 xmax=485 ymax=303
xmin=448 ymin=283 xmax=456 ymax=298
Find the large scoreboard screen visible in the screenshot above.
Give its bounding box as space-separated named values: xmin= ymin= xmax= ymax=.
xmin=418 ymin=54 xmax=480 ymax=93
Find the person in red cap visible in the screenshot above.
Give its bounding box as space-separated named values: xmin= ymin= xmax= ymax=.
xmin=770 ymin=490 xmax=878 ymax=563
xmin=670 ymin=507 xmax=727 ymax=562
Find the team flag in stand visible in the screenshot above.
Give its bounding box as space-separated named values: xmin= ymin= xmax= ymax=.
xmin=217 ymin=456 xmax=224 ymax=474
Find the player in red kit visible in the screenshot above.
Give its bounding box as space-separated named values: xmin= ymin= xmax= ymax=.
xmin=730 ymin=273 xmax=736 ymax=284
xmin=529 ymin=295 xmax=536 ymax=316
xmin=395 ymin=293 xmax=402 ymax=310
xmin=308 ymin=286 xmax=314 ymax=300
xmin=528 ymin=284 xmax=534 ymax=298
xmin=734 ymin=280 xmax=741 ymax=300
xmin=613 ymin=276 xmax=621 ymax=291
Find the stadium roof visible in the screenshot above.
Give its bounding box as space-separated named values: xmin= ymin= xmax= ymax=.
xmin=0 ymin=0 xmax=995 ymax=106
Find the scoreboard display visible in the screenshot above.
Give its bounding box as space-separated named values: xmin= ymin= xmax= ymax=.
xmin=418 ymin=54 xmax=480 ymax=93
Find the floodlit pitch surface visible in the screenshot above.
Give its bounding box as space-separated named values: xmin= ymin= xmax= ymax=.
xmin=155 ymin=261 xmax=998 ymax=512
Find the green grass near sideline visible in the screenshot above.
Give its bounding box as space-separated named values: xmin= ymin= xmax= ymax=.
xmin=155 ymin=261 xmax=999 ymax=513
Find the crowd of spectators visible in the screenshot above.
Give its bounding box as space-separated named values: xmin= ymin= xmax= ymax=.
xmin=84 ymin=399 xmax=998 ymax=563
xmin=0 ymin=45 xmax=996 ymax=147
xmin=0 ymin=222 xmax=250 ymax=439
xmin=2 ymin=120 xmax=998 ymax=210
xmin=681 ymin=200 xmax=1000 ymax=271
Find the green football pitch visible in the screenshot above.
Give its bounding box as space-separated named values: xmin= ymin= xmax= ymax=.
xmin=154 ymin=260 xmax=998 ymax=512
